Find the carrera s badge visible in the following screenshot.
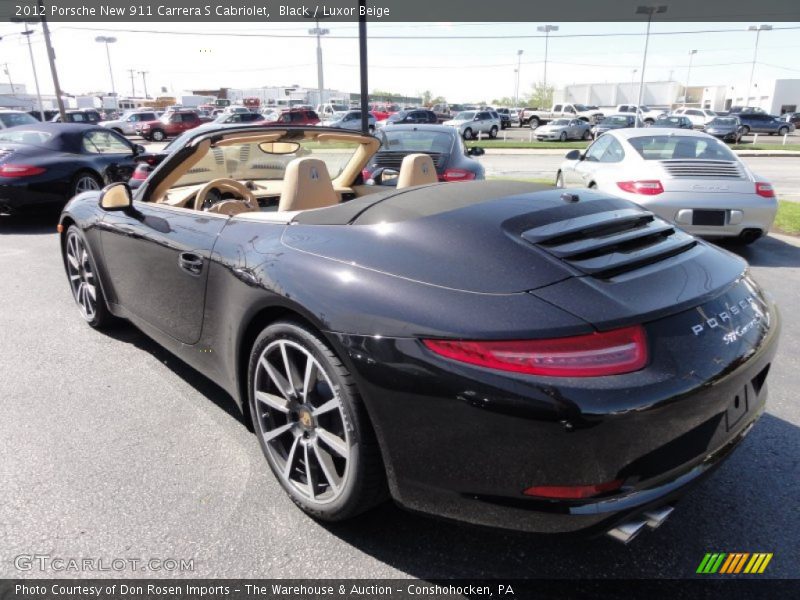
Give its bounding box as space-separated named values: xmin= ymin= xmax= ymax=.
xmin=691 ymin=296 xmax=761 ymax=340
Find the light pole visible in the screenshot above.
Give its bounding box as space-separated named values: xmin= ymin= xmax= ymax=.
xmin=2 ymin=63 xmax=13 ymax=95
xmin=746 ymin=25 xmax=772 ymax=108
xmin=537 ymin=25 xmax=558 ymax=98
xmin=139 ymin=71 xmax=149 ymax=98
xmin=635 ymin=5 xmax=668 ymax=127
xmin=9 ymin=21 xmax=45 ymax=119
xmin=631 ymin=69 xmax=638 ymax=101
xmin=684 ymin=49 xmax=697 ymax=106
xmin=514 ymin=49 xmax=523 ymax=108
xmin=308 ymin=20 xmax=329 ymax=106
xmin=95 ymin=36 xmax=118 ymax=111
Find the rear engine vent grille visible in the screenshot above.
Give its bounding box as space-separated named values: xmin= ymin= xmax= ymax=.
xmin=373 ymin=151 xmax=444 ymax=169
xmin=661 ymin=160 xmax=742 ymax=178
xmin=522 ymin=208 xmax=696 ymax=279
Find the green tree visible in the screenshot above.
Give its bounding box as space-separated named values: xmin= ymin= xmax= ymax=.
xmin=524 ymin=82 xmax=555 ymax=109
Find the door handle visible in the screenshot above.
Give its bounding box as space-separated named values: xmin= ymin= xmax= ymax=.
xmin=178 ymin=252 xmax=204 ymax=276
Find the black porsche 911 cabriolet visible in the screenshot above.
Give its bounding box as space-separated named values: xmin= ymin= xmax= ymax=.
xmin=59 ymin=125 xmax=779 ymax=543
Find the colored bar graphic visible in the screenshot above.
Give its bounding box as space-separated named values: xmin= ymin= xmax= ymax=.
xmin=700 ymin=552 xmax=772 ymax=574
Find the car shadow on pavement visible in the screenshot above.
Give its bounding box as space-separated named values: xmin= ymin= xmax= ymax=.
xmin=320 ymin=413 xmax=799 ymax=579
xmin=98 ymin=323 xmax=249 ymax=429
xmin=0 ymin=213 xmax=60 ymax=236
xmin=720 ymin=234 xmax=800 ymax=268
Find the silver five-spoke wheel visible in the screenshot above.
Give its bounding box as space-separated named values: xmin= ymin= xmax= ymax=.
xmin=66 ymin=230 xmax=97 ymax=321
xmin=254 ymin=339 xmax=351 ymax=504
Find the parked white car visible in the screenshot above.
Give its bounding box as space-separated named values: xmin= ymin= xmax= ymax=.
xmin=671 ymin=107 xmax=718 ymax=128
xmin=99 ymin=110 xmax=160 ymax=135
xmin=555 ymin=128 xmax=777 ymax=244
xmin=615 ymin=104 xmax=666 ymax=125
xmin=0 ymin=109 xmax=39 ymax=129
xmin=321 ymin=110 xmax=376 ymax=132
xmin=442 ymin=109 xmax=501 ymax=139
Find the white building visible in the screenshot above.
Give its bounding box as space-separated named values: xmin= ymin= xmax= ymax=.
xmin=725 ymin=78 xmax=800 ymax=114
xmin=556 ymin=80 xmax=683 ymax=110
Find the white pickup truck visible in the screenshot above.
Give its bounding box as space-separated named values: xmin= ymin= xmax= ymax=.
xmin=614 ymin=104 xmax=666 ymax=125
xmin=522 ymin=103 xmax=604 ymax=128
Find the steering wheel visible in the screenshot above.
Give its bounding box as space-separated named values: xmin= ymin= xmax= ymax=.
xmin=193 ymin=178 xmax=258 ymax=212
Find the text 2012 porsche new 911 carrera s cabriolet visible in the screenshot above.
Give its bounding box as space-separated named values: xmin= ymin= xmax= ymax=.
xmin=59 ymin=125 xmax=779 ymax=543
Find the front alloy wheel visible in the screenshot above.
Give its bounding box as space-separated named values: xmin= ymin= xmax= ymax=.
xmin=64 ymin=226 xmax=112 ymax=328
xmin=249 ymin=321 xmax=386 ymax=520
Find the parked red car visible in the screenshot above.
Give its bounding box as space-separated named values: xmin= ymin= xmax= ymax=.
xmin=370 ymin=103 xmax=400 ymax=121
xmin=262 ymin=108 xmax=320 ymax=126
xmin=134 ymin=110 xmax=207 ymax=141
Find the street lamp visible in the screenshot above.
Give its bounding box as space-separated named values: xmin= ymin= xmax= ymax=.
xmin=308 ymin=21 xmax=330 ymax=106
xmin=537 ymin=25 xmax=558 ymax=97
xmin=14 ymin=21 xmax=45 ymax=120
xmin=631 ymin=69 xmax=638 ymax=101
xmin=685 ymin=49 xmax=697 ymax=106
xmin=95 ymin=36 xmax=118 ymax=111
xmin=634 ymin=5 xmax=668 ymax=127
xmin=514 ymin=49 xmax=523 ymax=108
xmin=746 ymin=25 xmax=772 ymax=108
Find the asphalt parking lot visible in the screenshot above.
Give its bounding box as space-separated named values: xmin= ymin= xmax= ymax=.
xmin=1 ymin=204 xmax=799 ymax=579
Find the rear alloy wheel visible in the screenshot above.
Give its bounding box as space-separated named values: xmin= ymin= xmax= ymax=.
xmin=529 ymin=118 xmax=540 ymax=129
xmin=151 ymin=129 xmax=166 ymax=142
xmin=249 ymin=321 xmax=387 ymax=520
xmin=463 ymin=127 xmax=474 ymax=140
xmin=70 ymin=172 xmax=102 ymax=197
xmin=583 ymin=129 xmax=593 ymax=140
xmin=778 ymin=126 xmax=789 ymax=136
xmin=559 ymin=131 xmax=567 ymax=142
xmin=741 ymin=126 xmax=750 ymax=135
xmin=64 ymin=226 xmax=113 ymax=328
xmin=489 ymin=126 xmax=498 ymax=139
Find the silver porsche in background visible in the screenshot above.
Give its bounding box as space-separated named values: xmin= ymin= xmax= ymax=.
xmin=534 ymin=118 xmax=593 ymax=141
xmin=555 ymin=128 xmax=777 ymax=244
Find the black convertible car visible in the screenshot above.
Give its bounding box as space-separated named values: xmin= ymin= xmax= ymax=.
xmin=0 ymin=123 xmax=143 ymax=215
xmin=59 ymin=125 xmax=779 ymax=543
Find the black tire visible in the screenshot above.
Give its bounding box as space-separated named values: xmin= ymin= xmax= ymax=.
xmin=248 ymin=320 xmax=387 ymax=521
xmin=63 ymin=225 xmax=115 ymax=329
xmin=559 ymin=131 xmax=567 ymax=142
xmin=151 ymin=129 xmax=166 ymax=142
xmin=556 ymin=171 xmax=565 ymax=188
xmin=69 ymin=171 xmax=102 ymax=197
xmin=489 ymin=126 xmax=498 ymax=139
xmin=778 ymin=126 xmax=789 ymax=136
xmin=529 ymin=117 xmax=540 ymax=129
xmin=368 ymin=125 xmax=375 ymax=134
xmin=741 ymin=126 xmax=750 ymax=135
xmin=582 ymin=129 xmax=592 ymax=140
xmin=463 ymin=127 xmax=474 ymax=140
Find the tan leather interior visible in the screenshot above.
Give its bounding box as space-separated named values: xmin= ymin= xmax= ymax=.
xmin=206 ymin=200 xmax=256 ymax=216
xmin=193 ymin=178 xmax=258 ymax=212
xmin=397 ymin=153 xmax=438 ymax=189
xmin=278 ymin=157 xmax=339 ymax=212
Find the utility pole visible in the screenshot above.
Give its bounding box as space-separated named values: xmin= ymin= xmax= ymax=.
xmin=684 ymin=49 xmax=697 ymax=106
xmin=746 ymin=25 xmax=772 ymax=107
xmin=514 ymin=50 xmax=523 ymax=108
xmin=95 ymin=36 xmax=118 ymax=111
xmin=139 ymin=71 xmax=149 ymax=98
xmin=537 ymin=25 xmax=558 ymax=98
xmin=38 ymin=0 xmax=66 ymax=120
xmin=127 ymin=69 xmax=136 ymax=97
xmin=308 ymin=20 xmax=329 ymax=106
xmin=2 ymin=63 xmax=14 ymax=95
xmin=634 ymin=5 xmax=668 ymax=127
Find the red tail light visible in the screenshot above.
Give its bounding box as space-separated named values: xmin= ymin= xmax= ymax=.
xmin=361 ymin=169 xmax=372 ymax=181
xmin=524 ymin=479 xmax=623 ymax=499
xmin=422 ymin=325 xmax=648 ymax=377
xmin=0 ymin=164 xmax=46 ymax=178
xmin=442 ymin=168 xmax=476 ymax=182
xmin=755 ymin=182 xmax=775 ymax=198
xmin=616 ymin=180 xmax=664 ymax=195
xmin=131 ymin=166 xmax=150 ymax=181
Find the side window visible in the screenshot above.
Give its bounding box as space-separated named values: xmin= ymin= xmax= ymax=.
xmin=169 ymin=114 xmax=182 ymax=123
xmin=82 ymin=130 xmax=132 ymax=154
xmin=279 ymin=113 xmax=291 ymax=123
xmin=584 ymin=135 xmax=612 ymax=162
xmin=600 ymin=137 xmax=625 ymax=163
xmin=687 ymin=110 xmax=702 ymax=116
xmin=184 ymin=113 xmax=197 ymax=122
xmin=553 ymin=104 xmax=562 ymax=112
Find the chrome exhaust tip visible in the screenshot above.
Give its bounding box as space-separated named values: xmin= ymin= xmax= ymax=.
xmin=643 ymin=505 xmax=674 ymax=530
xmin=606 ymin=518 xmax=648 ymax=545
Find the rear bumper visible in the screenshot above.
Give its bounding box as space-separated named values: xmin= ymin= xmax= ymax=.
xmin=333 ymin=283 xmax=779 ymax=534
xmin=0 ymin=180 xmax=67 ymax=214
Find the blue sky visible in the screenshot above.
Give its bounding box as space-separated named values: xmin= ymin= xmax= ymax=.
xmin=1 ymin=21 xmax=799 ymax=102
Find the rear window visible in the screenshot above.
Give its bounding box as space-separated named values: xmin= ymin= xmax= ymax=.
xmin=627 ymin=135 xmax=737 ymax=161
xmin=380 ymin=130 xmax=454 ymax=153
xmin=0 ymin=112 xmax=38 ymax=128
xmin=0 ymin=129 xmax=53 ymax=145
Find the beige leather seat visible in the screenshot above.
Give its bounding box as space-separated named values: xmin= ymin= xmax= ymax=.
xmin=396 ymin=153 xmax=438 ymax=189
xmin=278 ymin=157 xmax=339 ymax=212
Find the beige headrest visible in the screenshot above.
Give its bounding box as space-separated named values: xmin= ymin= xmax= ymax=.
xmin=397 ymin=153 xmax=438 ymax=189
xmin=278 ymin=157 xmax=339 ymax=212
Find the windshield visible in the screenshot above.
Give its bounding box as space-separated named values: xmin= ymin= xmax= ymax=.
xmin=381 ymin=129 xmax=454 ymax=153
xmin=603 ymin=116 xmax=630 ymax=125
xmin=709 ymin=117 xmax=738 ymax=126
xmin=172 ymin=135 xmax=364 ymax=188
xmin=0 ymin=129 xmax=53 ymax=145
xmin=550 ymin=119 xmax=571 ymax=126
xmin=330 ymin=104 xmax=348 ymax=112
xmin=627 ymin=135 xmax=738 ymax=161
xmin=388 ymin=111 xmax=409 ymax=122
xmin=0 ymin=112 xmax=38 ymax=128
xmin=454 ymin=111 xmax=476 ymax=120
xmin=656 ymin=117 xmax=681 ymax=125
xmin=572 ymin=104 xmax=589 ymax=112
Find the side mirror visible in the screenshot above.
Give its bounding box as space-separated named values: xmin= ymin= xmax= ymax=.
xmin=467 ymin=147 xmax=485 ymax=157
xmin=133 ymin=144 xmax=146 ymax=155
xmin=99 ymin=182 xmax=133 ymax=212
xmin=565 ymin=149 xmax=582 ymax=161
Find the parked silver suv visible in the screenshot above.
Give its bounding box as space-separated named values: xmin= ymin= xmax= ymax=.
xmin=442 ymin=109 xmax=501 ymax=139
